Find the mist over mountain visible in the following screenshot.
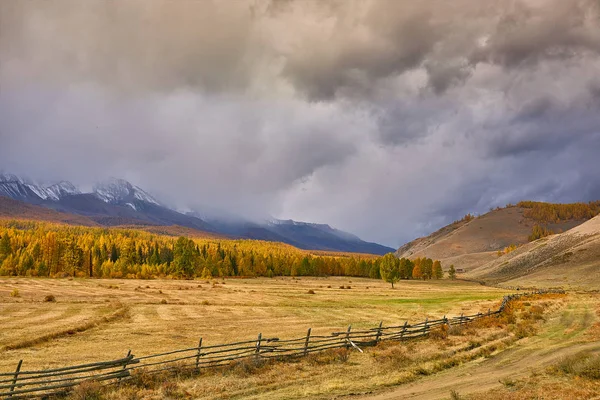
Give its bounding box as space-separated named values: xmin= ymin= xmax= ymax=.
xmin=0 ymin=173 xmax=394 ymax=255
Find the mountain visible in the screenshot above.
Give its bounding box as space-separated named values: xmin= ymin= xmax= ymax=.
xmin=93 ymin=178 xmax=160 ymax=207
xmin=396 ymin=204 xmax=591 ymax=271
xmin=467 ymin=214 xmax=600 ymax=289
xmin=0 ymin=174 xmax=48 ymax=203
xmin=200 ymin=215 xmax=394 ymax=254
xmin=0 ymin=173 xmax=393 ymax=255
xmin=0 ymin=196 xmax=97 ymax=226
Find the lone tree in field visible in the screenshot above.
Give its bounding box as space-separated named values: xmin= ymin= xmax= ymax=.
xmin=448 ymin=264 xmax=456 ymax=280
xmin=380 ymin=253 xmax=400 ymax=288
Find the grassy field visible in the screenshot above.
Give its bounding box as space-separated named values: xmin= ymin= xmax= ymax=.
xmin=0 ymin=277 xmax=508 ymax=373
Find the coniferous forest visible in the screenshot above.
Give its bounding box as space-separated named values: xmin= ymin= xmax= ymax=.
xmin=0 ymin=220 xmax=447 ymax=281
xmin=0 ymin=220 xmax=386 ymax=279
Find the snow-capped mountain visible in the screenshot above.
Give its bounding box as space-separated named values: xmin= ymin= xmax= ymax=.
xmin=0 ymin=173 xmax=78 ymax=202
xmin=0 ymin=172 xmax=394 ymax=254
xmin=93 ymin=178 xmax=160 ymax=206
xmin=45 ymin=181 xmax=81 ymax=201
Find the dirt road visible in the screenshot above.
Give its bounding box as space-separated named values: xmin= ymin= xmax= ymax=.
xmin=354 ymin=294 xmax=599 ymax=400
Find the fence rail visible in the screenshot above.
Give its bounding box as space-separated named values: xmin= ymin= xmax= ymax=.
xmin=0 ymin=289 xmax=564 ymax=399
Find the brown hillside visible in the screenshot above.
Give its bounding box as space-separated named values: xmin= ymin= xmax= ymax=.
xmin=397 ymin=206 xmax=584 ymax=272
xmin=467 ymin=215 xmax=600 ymax=289
xmin=0 ymin=196 xmax=98 ymax=226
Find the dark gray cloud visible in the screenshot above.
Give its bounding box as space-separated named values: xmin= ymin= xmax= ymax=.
xmin=1 ymin=0 xmax=600 ymax=247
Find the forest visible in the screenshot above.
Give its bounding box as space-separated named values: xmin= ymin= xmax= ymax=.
xmin=0 ymin=220 xmax=388 ymax=279
xmin=518 ymin=201 xmax=600 ymax=223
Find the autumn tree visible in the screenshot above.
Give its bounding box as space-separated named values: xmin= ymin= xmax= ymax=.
xmin=399 ymin=258 xmax=414 ymax=279
xmin=448 ymin=264 xmax=456 ymax=280
xmin=412 ymin=265 xmax=423 ymax=279
xmin=432 ymin=260 xmax=443 ymax=279
xmin=379 ymin=253 xmax=400 ymax=288
xmin=172 ymin=237 xmax=197 ymax=278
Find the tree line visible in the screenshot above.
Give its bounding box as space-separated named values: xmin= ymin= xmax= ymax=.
xmin=378 ymin=253 xmax=445 ymax=287
xmin=0 ymin=220 xmax=455 ymax=285
xmin=0 ymin=220 xmax=384 ymax=279
xmin=518 ymin=201 xmax=600 ymax=223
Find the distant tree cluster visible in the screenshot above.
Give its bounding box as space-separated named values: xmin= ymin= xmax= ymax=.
xmin=0 ymin=220 xmax=382 ymax=279
xmin=379 ymin=253 xmax=444 ymax=287
xmin=528 ymin=224 xmax=554 ymax=242
xmin=453 ymin=213 xmax=476 ymax=225
xmin=518 ymin=201 xmax=600 ymax=223
xmin=497 ymin=244 xmax=519 ymax=256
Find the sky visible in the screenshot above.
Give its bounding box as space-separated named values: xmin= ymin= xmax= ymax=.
xmin=1 ymin=0 xmax=600 ymax=248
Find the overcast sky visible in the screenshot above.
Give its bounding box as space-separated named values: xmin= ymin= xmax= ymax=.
xmin=1 ymin=0 xmax=599 ymax=247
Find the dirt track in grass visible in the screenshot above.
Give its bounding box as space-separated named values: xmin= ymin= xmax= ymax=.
xmin=354 ymin=293 xmax=599 ymax=400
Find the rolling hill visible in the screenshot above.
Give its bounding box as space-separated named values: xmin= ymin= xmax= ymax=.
xmin=467 ymin=214 xmax=600 ymax=289
xmin=396 ymin=204 xmax=592 ymax=272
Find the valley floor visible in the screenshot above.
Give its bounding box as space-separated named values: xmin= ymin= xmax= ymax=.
xmin=0 ymin=277 xmax=505 ymax=371
xmin=2 ymin=278 xmax=595 ymax=399
xmin=355 ymin=292 xmax=600 ymax=400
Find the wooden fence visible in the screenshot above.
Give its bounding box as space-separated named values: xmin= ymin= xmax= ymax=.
xmin=0 ymin=289 xmax=564 ymax=399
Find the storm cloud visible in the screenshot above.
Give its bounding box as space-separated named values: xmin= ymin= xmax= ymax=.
xmin=1 ymin=0 xmax=599 ymax=247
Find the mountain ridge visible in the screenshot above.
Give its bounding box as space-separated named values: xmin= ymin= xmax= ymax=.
xmin=0 ymin=173 xmax=393 ymax=255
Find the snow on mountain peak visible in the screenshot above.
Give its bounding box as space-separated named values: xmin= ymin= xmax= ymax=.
xmin=45 ymin=181 xmax=81 ymax=200
xmin=93 ymin=178 xmax=159 ymax=205
xmin=0 ymin=173 xmax=81 ymax=201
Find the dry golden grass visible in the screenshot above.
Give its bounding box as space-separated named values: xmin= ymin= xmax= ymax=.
xmin=68 ymin=294 xmax=558 ymax=400
xmin=5 ymin=278 xmax=573 ymax=400
xmin=0 ymin=277 xmax=509 ymax=372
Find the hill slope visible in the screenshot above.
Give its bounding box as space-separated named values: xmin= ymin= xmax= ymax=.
xmin=467 ymin=215 xmax=600 ymax=289
xmin=0 ymin=196 xmax=98 ymax=226
xmin=396 ymin=205 xmax=587 ymax=271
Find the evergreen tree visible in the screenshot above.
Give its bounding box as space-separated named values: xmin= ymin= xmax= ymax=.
xmin=432 ymin=260 xmax=443 ymax=279
xmin=448 ymin=264 xmax=457 ymax=280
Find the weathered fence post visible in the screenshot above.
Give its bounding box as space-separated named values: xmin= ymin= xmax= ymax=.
xmin=400 ymin=321 xmax=408 ymax=339
xmin=375 ymin=321 xmax=383 ymax=344
xmin=487 ymin=308 xmax=491 ymax=317
xmin=8 ymin=360 xmax=22 ymax=398
xmin=345 ymin=325 xmax=352 ymax=348
xmin=460 ymin=313 xmax=464 ymax=326
xmin=304 ymin=328 xmax=311 ymax=356
xmin=196 ymin=338 xmax=203 ymax=371
xmin=424 ymin=317 xmax=429 ymax=335
xmin=118 ymin=350 xmax=131 ymax=385
xmin=255 ymin=333 xmax=262 ymax=355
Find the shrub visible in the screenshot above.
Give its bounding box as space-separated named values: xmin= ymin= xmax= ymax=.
xmin=161 ymin=381 xmax=183 ymax=398
xmin=371 ymin=344 xmax=412 ymax=368
xmin=307 ymin=289 xmax=315 ymax=295
xmin=226 ymin=356 xmax=269 ymax=377
xmin=160 ymin=299 xmax=168 ymax=304
xmin=10 ymin=289 xmax=19 ymax=297
xmin=306 ymin=348 xmax=350 ymax=366
xmin=557 ymin=352 xmax=600 ymax=380
xmin=429 ymin=324 xmax=449 ymax=340
xmin=70 ymin=381 xmax=104 ymax=400
xmin=44 ymin=294 xmax=56 ymax=302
